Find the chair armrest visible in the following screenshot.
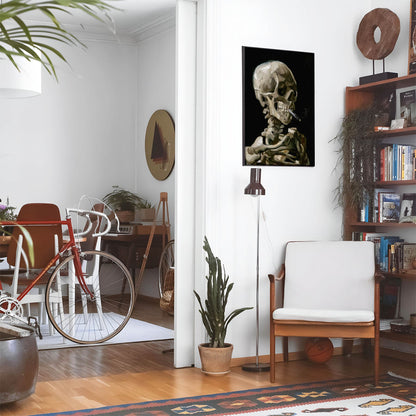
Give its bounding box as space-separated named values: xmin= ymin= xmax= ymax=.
xmin=269 ymin=264 xmax=285 ymax=313
xmin=268 ymin=264 xmax=285 ymax=283
xmin=373 ymin=265 xmax=384 ymax=326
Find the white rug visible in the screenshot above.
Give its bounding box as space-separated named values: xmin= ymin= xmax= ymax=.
xmin=36 ymin=314 xmax=174 ymax=350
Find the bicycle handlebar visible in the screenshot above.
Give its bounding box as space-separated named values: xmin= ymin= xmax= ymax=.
xmin=66 ymin=208 xmax=112 ymax=238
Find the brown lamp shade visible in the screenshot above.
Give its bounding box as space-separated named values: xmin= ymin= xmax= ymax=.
xmin=244 ymin=168 xmax=265 ymax=196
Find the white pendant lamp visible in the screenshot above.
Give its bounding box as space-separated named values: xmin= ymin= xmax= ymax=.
xmin=0 ymin=56 xmax=41 ymax=98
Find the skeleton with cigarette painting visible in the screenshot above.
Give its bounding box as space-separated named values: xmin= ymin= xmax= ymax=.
xmin=245 ymin=60 xmax=310 ymax=166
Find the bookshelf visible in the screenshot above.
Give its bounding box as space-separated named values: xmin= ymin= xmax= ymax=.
xmin=344 ymin=74 xmax=416 ymax=349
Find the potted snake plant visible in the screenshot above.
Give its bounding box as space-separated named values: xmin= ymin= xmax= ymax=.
xmin=194 ymin=237 xmax=252 ymax=375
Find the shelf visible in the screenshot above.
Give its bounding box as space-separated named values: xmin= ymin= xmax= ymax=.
xmin=347 ymin=73 xmax=416 ymax=92
xmin=373 ymin=126 xmax=416 ymax=138
xmin=345 ymin=74 xmax=416 ymax=114
xmin=381 ymin=330 xmax=416 ymax=345
xmin=350 ymin=221 xmax=416 ymax=228
xmin=374 ymin=180 xmax=416 ymax=186
xmin=382 ymin=271 xmax=416 ymax=281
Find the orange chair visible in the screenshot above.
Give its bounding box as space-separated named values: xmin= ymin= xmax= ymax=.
xmin=0 ymin=203 xmax=63 ymax=323
xmin=269 ymin=241 xmax=381 ymax=385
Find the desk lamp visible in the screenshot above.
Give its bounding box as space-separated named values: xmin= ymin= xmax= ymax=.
xmin=242 ymin=168 xmax=269 ymax=372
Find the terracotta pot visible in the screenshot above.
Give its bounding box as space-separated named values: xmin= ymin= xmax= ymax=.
xmin=116 ymin=210 xmax=135 ymax=224
xmin=198 ymin=343 xmax=233 ymax=376
xmin=136 ymin=208 xmax=155 ymax=222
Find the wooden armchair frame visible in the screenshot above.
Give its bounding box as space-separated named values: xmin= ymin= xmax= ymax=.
xmin=269 ymin=242 xmax=382 ymax=386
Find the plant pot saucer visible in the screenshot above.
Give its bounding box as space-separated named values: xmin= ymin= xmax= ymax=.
xmin=201 ymin=369 xmax=230 ymax=376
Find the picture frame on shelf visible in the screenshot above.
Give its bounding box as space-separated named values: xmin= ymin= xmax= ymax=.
xmin=395 ymin=85 xmax=416 ymax=127
xmin=242 ymin=46 xmax=315 ymax=167
xmin=390 ymin=118 xmax=406 ymax=129
xmin=399 ymin=193 xmax=416 ymax=223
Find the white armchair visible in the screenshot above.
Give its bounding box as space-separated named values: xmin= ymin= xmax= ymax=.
xmin=269 ymin=241 xmax=381 ymax=385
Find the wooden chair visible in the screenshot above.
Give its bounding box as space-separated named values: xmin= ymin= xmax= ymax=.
xmin=0 ymin=203 xmax=63 ymax=324
xmin=269 ymin=241 xmax=381 ymax=385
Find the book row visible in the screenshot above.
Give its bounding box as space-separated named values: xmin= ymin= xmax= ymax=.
xmin=379 ymin=144 xmax=416 ymax=182
xmin=351 ymin=233 xmax=416 ymax=273
xmin=360 ymin=192 xmax=416 ymax=224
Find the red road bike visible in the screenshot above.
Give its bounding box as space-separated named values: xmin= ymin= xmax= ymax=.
xmin=0 ymin=208 xmax=135 ymax=344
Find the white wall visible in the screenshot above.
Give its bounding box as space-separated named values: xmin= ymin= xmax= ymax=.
xmin=0 ymin=39 xmax=138 ymax=213
xmin=192 ymin=0 xmax=411 ymax=363
xmin=134 ymin=27 xmax=176 ymax=297
xmin=0 ymin=27 xmax=177 ymax=298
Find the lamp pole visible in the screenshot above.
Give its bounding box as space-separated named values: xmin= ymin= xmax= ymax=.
xmin=242 ymin=168 xmax=270 ymax=372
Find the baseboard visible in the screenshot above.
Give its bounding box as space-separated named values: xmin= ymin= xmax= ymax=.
xmin=230 ymin=346 xmax=351 ymax=367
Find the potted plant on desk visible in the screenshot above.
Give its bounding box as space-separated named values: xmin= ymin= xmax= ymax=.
xmin=103 ymin=186 xmax=152 ymax=223
xmin=194 ymin=237 xmax=252 ymax=375
xmin=0 ymin=198 xmax=16 ymax=256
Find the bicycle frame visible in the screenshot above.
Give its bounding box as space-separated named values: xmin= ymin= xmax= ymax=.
xmin=0 ymin=216 xmax=93 ymax=303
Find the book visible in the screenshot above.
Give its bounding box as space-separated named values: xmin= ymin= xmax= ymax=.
xmin=379 ymin=193 xmax=400 ymax=223
xmin=399 ymin=193 xmax=416 ymax=223
xmin=379 ymin=236 xmax=403 ymax=271
xmin=379 ymin=144 xmax=416 ymax=181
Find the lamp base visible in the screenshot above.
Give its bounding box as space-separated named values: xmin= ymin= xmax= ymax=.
xmin=242 ymin=362 xmax=270 ymax=372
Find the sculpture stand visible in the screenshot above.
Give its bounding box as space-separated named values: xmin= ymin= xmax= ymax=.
xmin=359 ymin=59 xmax=397 ymax=85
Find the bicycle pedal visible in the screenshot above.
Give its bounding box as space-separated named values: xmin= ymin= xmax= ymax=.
xmin=28 ymin=316 xmax=43 ymax=340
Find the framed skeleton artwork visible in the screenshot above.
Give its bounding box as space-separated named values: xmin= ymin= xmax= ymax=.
xmin=242 ymin=46 xmax=315 ymax=166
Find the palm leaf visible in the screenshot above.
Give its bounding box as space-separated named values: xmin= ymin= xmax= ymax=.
xmin=0 ymin=0 xmax=118 ymax=79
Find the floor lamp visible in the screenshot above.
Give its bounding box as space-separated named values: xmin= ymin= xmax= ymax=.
xmin=242 ymin=168 xmax=269 ymax=372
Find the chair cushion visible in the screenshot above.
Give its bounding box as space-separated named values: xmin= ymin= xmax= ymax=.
xmin=273 ymin=307 xmax=374 ymax=323
xmin=283 ymin=241 xmax=375 ymax=311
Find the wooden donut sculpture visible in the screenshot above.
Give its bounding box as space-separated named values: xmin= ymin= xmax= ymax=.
xmin=356 ymin=8 xmax=400 ymax=60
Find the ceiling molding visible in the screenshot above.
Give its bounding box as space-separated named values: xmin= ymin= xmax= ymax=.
xmin=129 ymin=11 xmax=176 ymax=43
xmin=22 ymin=8 xmax=176 ymax=46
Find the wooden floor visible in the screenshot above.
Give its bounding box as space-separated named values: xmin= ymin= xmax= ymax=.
xmin=1 ymin=300 xmax=415 ymax=416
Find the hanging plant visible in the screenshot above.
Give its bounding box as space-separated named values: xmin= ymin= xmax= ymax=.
xmin=333 ymin=105 xmax=378 ymax=210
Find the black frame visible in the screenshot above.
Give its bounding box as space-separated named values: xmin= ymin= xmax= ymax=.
xmin=242 ymin=46 xmax=315 ymax=166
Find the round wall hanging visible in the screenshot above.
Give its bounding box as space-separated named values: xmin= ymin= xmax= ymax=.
xmin=145 ymin=110 xmax=175 ymax=181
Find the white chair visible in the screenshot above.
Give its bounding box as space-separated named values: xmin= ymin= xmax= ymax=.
xmin=269 ymin=241 xmax=381 ymax=385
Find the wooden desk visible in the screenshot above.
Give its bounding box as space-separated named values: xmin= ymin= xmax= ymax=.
xmin=102 ymin=223 xmax=169 ymax=277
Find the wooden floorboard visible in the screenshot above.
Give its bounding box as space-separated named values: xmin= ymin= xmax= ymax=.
xmin=1 ymin=299 xmax=415 ymax=416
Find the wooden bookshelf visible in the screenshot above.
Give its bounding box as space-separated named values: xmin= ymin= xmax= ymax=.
xmin=344 ymin=74 xmax=416 ymax=349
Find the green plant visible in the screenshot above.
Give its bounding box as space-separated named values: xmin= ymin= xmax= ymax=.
xmin=194 ymin=236 xmax=252 ymax=348
xmin=103 ymin=186 xmax=148 ymax=211
xmin=137 ymin=199 xmax=153 ymax=209
xmin=332 ymin=105 xmax=378 ymax=210
xmin=0 ymin=0 xmax=116 ymax=79
xmin=0 ymin=197 xmax=16 ymax=221
xmin=0 ymin=198 xmax=34 ymax=265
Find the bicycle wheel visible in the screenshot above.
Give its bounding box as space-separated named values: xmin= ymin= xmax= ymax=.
xmin=45 ymin=250 xmax=135 ymax=344
xmin=158 ymin=240 xmax=174 ymax=297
